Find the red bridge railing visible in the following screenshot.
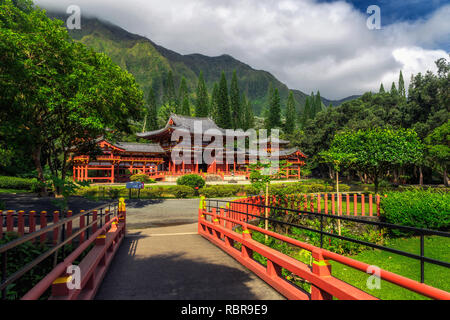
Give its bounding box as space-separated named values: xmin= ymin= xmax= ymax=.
xmin=198 ymin=197 xmax=450 ymax=300
xmin=0 ymin=200 xmax=126 ymax=300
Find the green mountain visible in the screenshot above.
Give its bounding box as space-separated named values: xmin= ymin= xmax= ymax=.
xmin=49 ymin=13 xmax=357 ymax=115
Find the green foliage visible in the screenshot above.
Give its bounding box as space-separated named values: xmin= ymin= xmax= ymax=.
xmin=425 ymin=120 xmax=450 ymax=185
xmin=0 ymin=176 xmax=35 ymax=190
xmin=195 ymin=71 xmax=209 ymax=117
xmin=217 ymin=72 xmax=232 ymax=128
xmin=170 ymin=185 xmax=195 ymax=198
xmin=130 ymin=174 xmax=156 ymax=183
xmin=266 ymin=88 xmax=282 ymax=131
xmin=380 ymin=189 xmax=450 ymax=235
xmin=284 ymin=91 xmax=296 ymax=134
xmin=177 ymin=174 xmax=206 ymax=191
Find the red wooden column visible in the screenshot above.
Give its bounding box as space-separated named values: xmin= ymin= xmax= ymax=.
xmin=311 ymin=250 xmax=333 ymax=300
xmin=111 ymin=164 xmax=115 ymax=183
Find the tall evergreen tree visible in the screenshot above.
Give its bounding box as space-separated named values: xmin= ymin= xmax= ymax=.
xmin=391 ymin=82 xmax=398 ymax=95
xmin=195 ymin=71 xmax=209 ymax=117
xmin=379 ymin=83 xmax=385 ymax=93
xmin=210 ymin=83 xmax=220 ymax=124
xmin=284 ymin=91 xmax=296 ymax=134
xmin=398 ymin=70 xmax=406 ymax=97
xmin=309 ymin=92 xmax=316 ymax=118
xmin=178 ymin=77 xmax=188 ymax=115
xmin=217 ymin=72 xmax=232 ymax=128
xmin=181 ymin=95 xmax=191 ymax=116
xmin=163 ymin=70 xmax=177 ymax=109
xmin=230 ymin=70 xmax=241 ymax=129
xmin=267 ymin=88 xmax=281 ymax=131
xmin=314 ymin=90 xmax=323 ymax=116
xmin=145 ymin=87 xmax=158 ymax=132
xmin=241 ymin=93 xmax=255 ymax=131
xmin=301 ymin=97 xmax=311 ymax=129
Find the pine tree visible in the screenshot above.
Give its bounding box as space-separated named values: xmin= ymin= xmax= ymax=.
xmin=164 ymin=70 xmax=177 ymax=110
xmin=267 ymin=88 xmax=281 ymax=131
xmin=379 ymin=83 xmax=385 ymax=93
xmin=178 ymin=77 xmax=188 ymax=115
xmin=391 ymin=82 xmax=398 ymax=95
xmin=284 ymin=91 xmax=296 ymax=134
xmin=230 ymin=70 xmax=241 ymax=129
xmin=145 ymin=87 xmax=158 ymax=131
xmin=398 ymin=71 xmax=406 ymax=97
xmin=195 ymin=71 xmax=209 ymax=117
xmin=181 ymin=95 xmax=191 ymax=116
xmin=315 ymin=90 xmax=323 ymax=116
xmin=309 ymin=92 xmax=316 ymax=118
xmin=241 ymin=94 xmax=255 ymax=131
xmin=301 ymin=97 xmax=311 ymax=128
xmin=217 ymin=72 xmax=232 ymax=128
xmin=210 ymin=83 xmax=220 ymax=124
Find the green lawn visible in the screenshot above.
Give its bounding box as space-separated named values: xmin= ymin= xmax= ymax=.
xmin=330 ymin=236 xmax=450 ymax=300
xmin=0 ymin=188 xmax=31 ymax=194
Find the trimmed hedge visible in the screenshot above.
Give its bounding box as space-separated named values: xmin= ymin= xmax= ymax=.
xmin=130 ymin=174 xmax=156 ymax=184
xmin=0 ymin=176 xmax=35 ymax=190
xmin=177 ymin=175 xmax=205 ymax=191
xmin=381 ymin=189 xmax=450 ymax=235
xmin=76 ymin=185 xmax=196 ymax=199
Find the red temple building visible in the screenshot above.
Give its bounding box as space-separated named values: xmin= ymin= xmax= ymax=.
xmin=71 ymin=115 xmax=307 ymax=183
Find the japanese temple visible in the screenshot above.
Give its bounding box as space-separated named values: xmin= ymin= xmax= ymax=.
xmin=71 ymin=115 xmax=307 ymax=183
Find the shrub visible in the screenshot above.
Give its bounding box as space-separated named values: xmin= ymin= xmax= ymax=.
xmin=0 ymin=176 xmax=34 ymax=190
xmin=177 ymin=174 xmax=206 ymax=191
xmin=169 ymin=185 xmax=195 ymax=198
xmin=380 ymin=189 xmax=450 ymax=235
xmin=130 ymin=174 xmax=155 ymax=183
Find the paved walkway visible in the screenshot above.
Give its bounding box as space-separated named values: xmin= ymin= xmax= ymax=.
xmin=95 ymin=223 xmax=284 ymax=300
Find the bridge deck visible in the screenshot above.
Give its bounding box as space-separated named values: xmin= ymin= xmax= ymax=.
xmin=95 ymin=223 xmax=284 ymax=300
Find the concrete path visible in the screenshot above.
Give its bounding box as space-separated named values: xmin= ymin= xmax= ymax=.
xmin=95 ymin=222 xmax=284 ymax=300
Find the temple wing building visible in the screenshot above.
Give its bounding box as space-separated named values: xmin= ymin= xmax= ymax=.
xmin=71 ymin=115 xmax=306 ymax=183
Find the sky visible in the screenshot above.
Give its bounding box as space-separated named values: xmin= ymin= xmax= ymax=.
xmin=34 ymin=0 xmax=450 ymax=100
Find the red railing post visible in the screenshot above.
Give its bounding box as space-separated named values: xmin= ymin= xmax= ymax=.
xmin=346 ymin=194 xmax=350 ymax=216
xmin=79 ymin=210 xmax=85 ymax=244
xmin=40 ymin=211 xmax=47 ymax=244
xmin=376 ymin=195 xmax=381 ymax=217
xmin=29 ymin=211 xmax=36 ymax=238
xmin=311 ymin=250 xmax=333 ymax=300
xmin=92 ymin=210 xmax=98 ymax=234
xmin=354 ymin=194 xmax=358 ymax=216
xmin=18 ymin=211 xmax=25 ymax=237
xmin=6 ymin=210 xmax=14 ymax=232
xmin=331 ymin=194 xmax=335 ymax=215
xmin=361 ymin=195 xmax=365 ymax=217
xmin=324 ymin=194 xmax=328 ymax=214
xmin=53 ymin=211 xmax=60 ymax=246
xmin=317 ymin=194 xmax=321 ymax=213
xmin=369 ymin=194 xmax=373 ymax=217
xmin=241 ymin=226 xmax=253 ymax=259
xmin=66 ymin=211 xmax=72 ymax=245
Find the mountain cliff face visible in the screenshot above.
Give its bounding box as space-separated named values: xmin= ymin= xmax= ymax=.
xmin=49 ymin=13 xmax=357 ymax=115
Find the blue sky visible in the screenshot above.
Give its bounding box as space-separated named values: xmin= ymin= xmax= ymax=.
xmin=319 ymin=0 xmax=447 ymax=24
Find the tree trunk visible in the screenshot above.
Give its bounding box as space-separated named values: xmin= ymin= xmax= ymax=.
xmin=444 ymin=168 xmax=449 ymax=187
xmin=32 ymin=145 xmax=47 ymax=196
xmin=419 ymin=166 xmax=423 ymax=186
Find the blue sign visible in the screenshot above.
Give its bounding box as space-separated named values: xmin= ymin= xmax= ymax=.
xmin=126 ymin=182 xmax=144 ymax=189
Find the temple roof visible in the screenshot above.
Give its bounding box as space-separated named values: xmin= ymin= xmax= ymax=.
xmin=114 ymin=142 xmax=165 ymax=154
xmin=137 ymin=114 xmax=249 ymax=139
xmin=259 ymin=137 xmax=291 ymax=145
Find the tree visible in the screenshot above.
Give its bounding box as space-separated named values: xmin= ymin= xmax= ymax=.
xmin=164 ymin=70 xmax=177 ymax=110
xmin=398 ymin=71 xmax=406 ymax=97
xmin=314 ymin=91 xmax=323 ymax=116
xmin=195 ymin=71 xmax=209 ymax=117
xmin=217 ymin=72 xmax=232 ymax=128
xmin=379 ymin=83 xmax=385 ymax=93
xmin=425 ymin=121 xmax=450 ymax=186
xmin=390 ymin=82 xmax=398 ymax=95
xmin=284 ymin=91 xmax=296 ymax=134
xmin=328 ymin=128 xmax=424 ymax=192
xmin=143 ymin=87 xmax=158 ymax=132
xmin=230 ymin=70 xmax=241 ymax=129
xmin=178 ymin=77 xmax=190 ymax=116
xmin=0 ymin=0 xmax=144 ymax=194
xmin=210 ymin=83 xmax=220 ymax=123
xmin=266 ymin=88 xmax=281 ymax=131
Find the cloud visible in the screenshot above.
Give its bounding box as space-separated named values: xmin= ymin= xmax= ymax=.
xmin=34 ymin=0 xmax=449 ymax=100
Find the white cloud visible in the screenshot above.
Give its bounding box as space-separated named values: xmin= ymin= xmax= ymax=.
xmin=34 ymin=0 xmax=449 ymax=100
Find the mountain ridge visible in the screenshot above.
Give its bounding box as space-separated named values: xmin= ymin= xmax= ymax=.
xmin=48 ymin=12 xmax=359 ymax=115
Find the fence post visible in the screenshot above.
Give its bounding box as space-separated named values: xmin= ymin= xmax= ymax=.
xmin=66 ymin=211 xmax=72 ymax=245
xmin=79 ymin=210 xmax=85 ymax=244
xmin=92 ymin=210 xmax=98 ymax=234
xmin=376 ymin=195 xmax=381 ymax=217
xmin=354 ymin=194 xmax=358 ymax=216
xmin=317 ymin=194 xmax=321 ymax=213
xmin=6 ymin=211 xmax=13 ymax=232
xmin=0 ymin=211 xmax=3 ymax=240
xmin=361 ymin=195 xmax=365 ymax=217
xmin=53 ymin=211 xmax=60 ymax=246
xmin=324 ymin=194 xmax=328 ymax=214
xmin=18 ymin=211 xmax=25 ymax=237
xmin=311 ymin=250 xmax=333 ymax=300
xmin=40 ymin=211 xmax=47 ymax=244
xmin=369 ymin=194 xmax=373 ymax=217
xmin=29 ymin=211 xmax=36 ymax=239
xmin=346 ymin=194 xmax=350 ymax=216
xmin=241 ymin=226 xmax=253 ymax=260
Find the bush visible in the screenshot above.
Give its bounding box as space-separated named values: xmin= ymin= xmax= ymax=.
xmin=130 ymin=174 xmax=155 ymax=183
xmin=380 ymin=189 xmax=450 ymax=235
xmin=169 ymin=185 xmax=195 ymax=198
xmin=0 ymin=176 xmax=34 ymax=190
xmin=177 ymin=174 xmax=205 ymax=191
